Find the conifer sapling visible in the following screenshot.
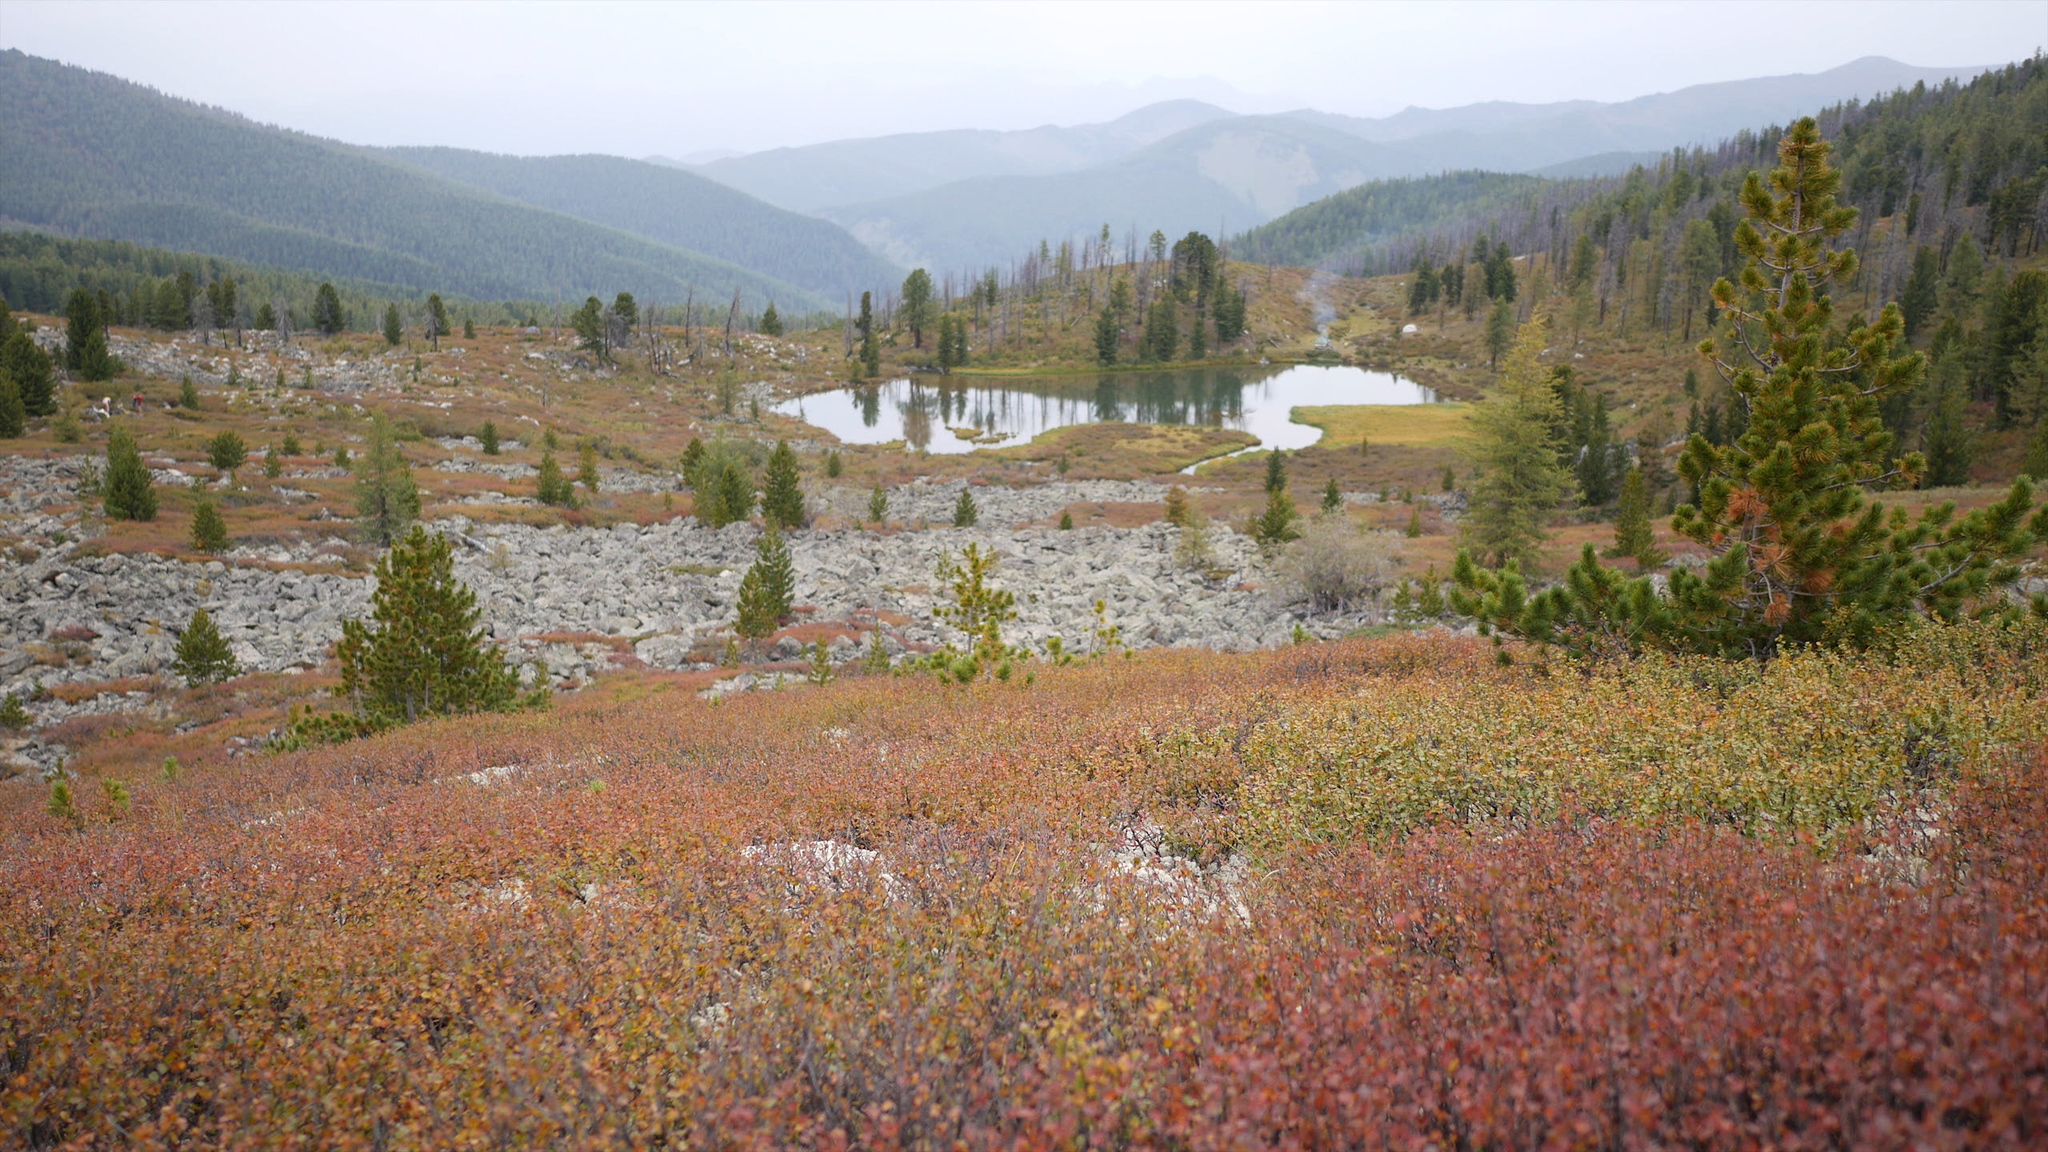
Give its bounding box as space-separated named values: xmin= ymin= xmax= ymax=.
xmin=102 ymin=424 xmax=158 ymax=521
xmin=172 ymin=607 xmax=239 ymax=685
xmin=190 ymin=499 xmax=228 ymax=553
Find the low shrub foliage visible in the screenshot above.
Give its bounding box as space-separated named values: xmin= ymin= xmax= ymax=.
xmin=2 ymin=622 xmax=2044 ymax=1147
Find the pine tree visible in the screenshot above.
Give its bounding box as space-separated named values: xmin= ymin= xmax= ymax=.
xmin=759 ymin=302 xmax=783 ymax=337
xmin=263 ymin=446 xmax=282 ymax=479
xmin=761 ymin=439 xmax=805 ymax=529
xmin=825 ymin=450 xmax=842 ymax=478
xmin=1321 ymin=476 xmax=1342 ymax=513
xmin=1607 ymin=468 xmax=1663 ymax=565
xmin=1459 ymin=319 xmax=1566 ymax=569
xmin=282 ymin=432 xmax=302 ymax=456
xmin=2 ymin=330 xmax=55 ymax=417
xmin=953 ymin=488 xmax=979 ymax=528
xmin=868 ymin=484 xmax=888 ymax=524
xmin=578 ymin=440 xmax=601 ymax=492
xmin=354 ymin=415 xmax=420 ymax=546
xmin=172 ymin=607 xmax=239 ymax=685
xmin=382 ymin=303 xmax=403 ymax=346
xmin=1899 ymin=245 xmax=1941 ymax=339
xmin=254 ymin=302 xmax=277 ymax=331
xmin=65 ymin=288 xmax=113 ymax=382
xmin=1143 ymin=296 xmax=1178 ymax=362
xmin=0 ymin=693 xmax=28 ymax=732
xmin=1164 ymin=485 xmax=1192 ymax=526
xmin=2022 ymin=415 xmax=2048 ymax=482
xmin=733 ymin=525 xmax=795 ymax=640
xmin=901 ymin=269 xmax=936 ymax=348
xmin=1921 ymin=363 xmax=1973 ymax=487
xmin=1265 ymin=448 xmax=1288 ymax=495
xmin=1059 ymin=510 xmax=1074 ymax=530
xmin=479 ymin=421 xmax=500 ymax=455
xmin=1405 ymin=507 xmax=1424 ymax=537
xmin=313 ymin=283 xmax=345 ymax=335
xmin=534 ymin=451 xmax=576 ymax=506
xmin=1441 ymin=464 xmax=1456 ymax=492
xmin=1576 ymin=392 xmax=1619 ymax=505
xmin=680 ymin=438 xmax=706 ymax=486
xmin=571 ymin=296 xmax=607 ymax=359
xmin=702 ymin=458 xmax=754 ymax=528
xmin=1094 ymin=307 xmax=1119 ymax=365
xmin=179 ymin=376 xmax=200 ymax=409
xmin=102 ymin=423 xmax=158 ymax=521
xmin=1457 ymin=117 xmax=2045 ymax=662
xmin=189 ymin=499 xmax=228 ymax=552
xmin=336 ymin=527 xmax=519 ymax=724
xmin=0 ymin=375 xmax=23 ymax=438
xmin=207 ymin=429 xmax=248 ymax=479
xmin=1484 ymin=298 xmax=1516 ymax=370
xmin=1254 ymin=450 xmax=1299 ymax=546
xmin=463 ymin=318 xmax=475 ymax=340
xmin=425 ymin=294 xmax=449 ymax=348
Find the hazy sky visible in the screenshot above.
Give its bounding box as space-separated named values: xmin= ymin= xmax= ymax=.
xmin=3 ymin=0 xmax=2042 ymax=157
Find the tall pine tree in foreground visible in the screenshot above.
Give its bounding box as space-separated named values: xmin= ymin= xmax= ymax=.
xmin=1455 ymin=117 xmax=2045 ymax=662
xmin=336 ymin=527 xmax=520 ymax=725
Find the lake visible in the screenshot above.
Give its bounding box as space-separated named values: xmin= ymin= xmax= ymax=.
xmin=773 ymin=364 xmax=1437 ymax=456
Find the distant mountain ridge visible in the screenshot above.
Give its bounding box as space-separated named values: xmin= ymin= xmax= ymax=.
xmin=0 ymin=50 xmax=872 ymax=309
xmin=695 ymin=56 xmax=1988 ymax=273
xmin=692 ymin=100 xmax=1241 ymax=213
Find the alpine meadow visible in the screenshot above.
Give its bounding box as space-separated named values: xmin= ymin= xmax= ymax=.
xmin=2 ymin=5 xmax=2047 ymax=1148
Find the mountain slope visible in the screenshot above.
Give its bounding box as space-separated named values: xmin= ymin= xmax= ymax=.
xmin=0 ymin=51 xmax=829 ymax=309
xmin=694 ymin=100 xmax=1239 ymax=212
xmin=379 ymin=147 xmax=900 ymax=298
xmin=1239 ymin=56 xmax=2048 ymax=274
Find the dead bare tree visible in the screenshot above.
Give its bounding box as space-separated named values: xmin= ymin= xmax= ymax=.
xmin=723 ymin=289 xmax=740 ymax=360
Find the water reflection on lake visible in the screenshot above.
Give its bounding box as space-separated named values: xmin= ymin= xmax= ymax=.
xmin=773 ymin=364 xmax=1436 ymax=455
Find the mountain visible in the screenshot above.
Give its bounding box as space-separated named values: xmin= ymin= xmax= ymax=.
xmin=379 ymin=147 xmax=901 ymax=298
xmin=1289 ymin=57 xmax=1982 ymax=164
xmin=0 ymin=51 xmax=834 ymax=309
xmin=694 ymin=100 xmax=1240 ymax=213
xmin=820 ymin=116 xmax=1439 ymax=271
xmin=1238 ymin=56 xmax=2048 ymax=275
xmin=741 ymin=56 xmax=1992 ymax=275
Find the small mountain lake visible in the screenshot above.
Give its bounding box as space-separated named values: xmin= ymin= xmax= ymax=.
xmin=774 ymin=364 xmax=1438 ymax=457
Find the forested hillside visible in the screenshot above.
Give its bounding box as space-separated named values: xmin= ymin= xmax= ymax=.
xmin=379 ymin=148 xmax=901 ymax=298
xmin=1243 ymin=58 xmax=2047 ymax=280
xmin=0 ymin=51 xmax=829 ymax=310
xmin=0 ymin=232 xmax=524 ymax=333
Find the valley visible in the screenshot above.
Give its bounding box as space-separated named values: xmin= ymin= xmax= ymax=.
xmin=2 ymin=19 xmax=2046 ymax=1148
